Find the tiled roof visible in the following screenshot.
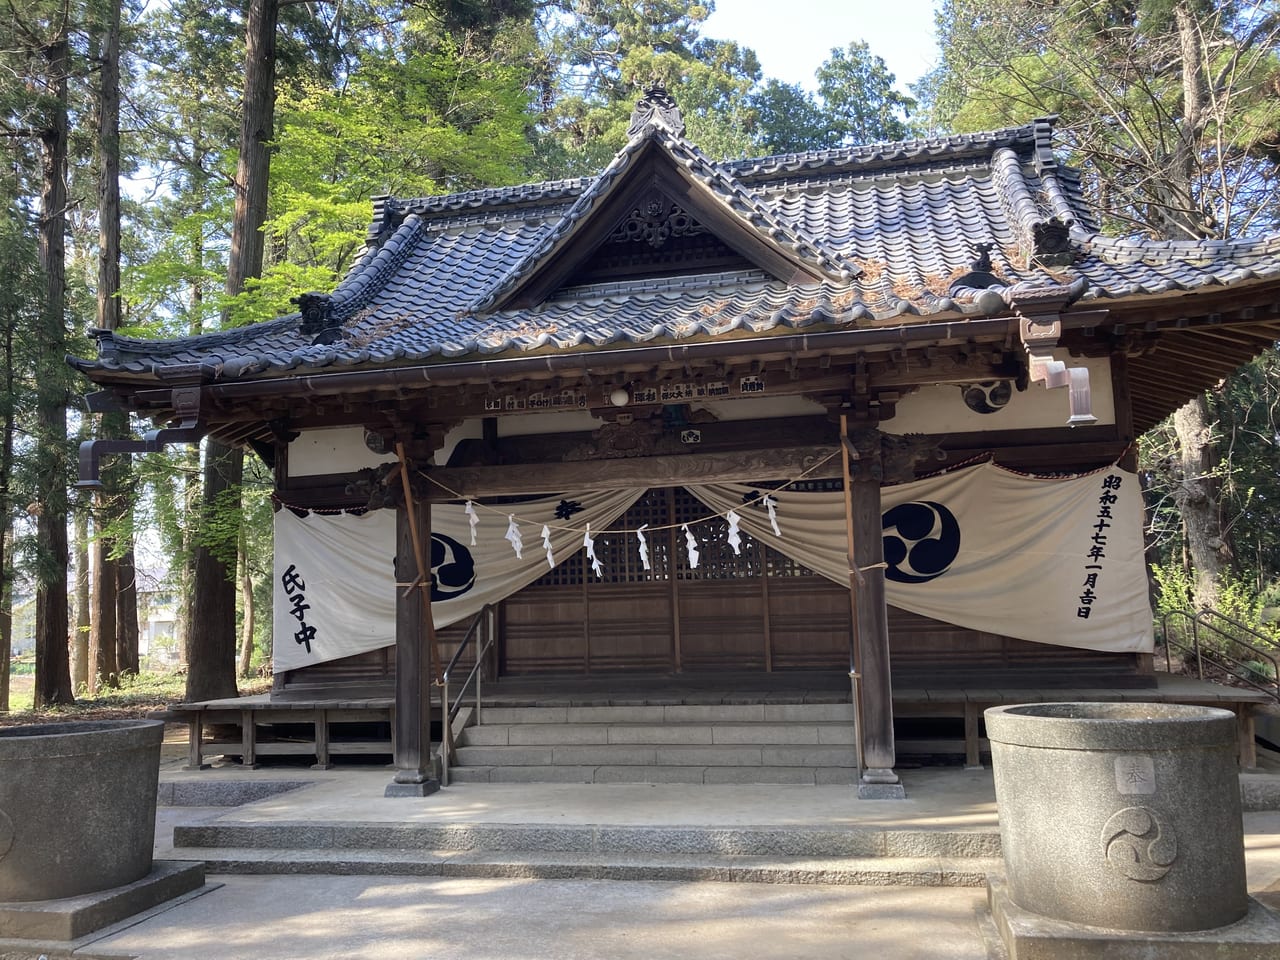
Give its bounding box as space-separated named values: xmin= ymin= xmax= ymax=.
xmin=70 ymin=107 xmax=1280 ymax=383
xmin=469 ymin=121 xmax=862 ymax=314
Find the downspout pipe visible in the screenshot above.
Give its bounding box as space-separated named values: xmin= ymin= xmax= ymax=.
xmin=76 ymin=420 xmax=206 ymax=489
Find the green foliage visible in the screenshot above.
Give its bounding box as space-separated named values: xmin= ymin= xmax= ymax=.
xmin=1243 ymin=659 xmax=1277 ymax=682
xmin=1151 ymin=560 xmax=1280 ymax=653
xmin=1141 ymin=350 xmax=1280 ymax=597
xmin=749 ymin=80 xmax=834 ymax=155
xmin=1151 ymin=561 xmax=1195 ymax=618
xmin=195 ymin=480 xmax=247 ymax=572
xmin=264 ymin=24 xmax=537 ymax=282
xmin=4 ymin=664 xmax=271 ymax=718
xmin=1214 ymin=575 xmax=1275 ymax=635
xmin=815 ymin=42 xmax=916 ymax=144
xmin=1212 ymin=352 xmax=1280 ymax=588
xmin=532 ymin=1 xmax=921 ymax=172
xmin=534 ymin=0 xmax=760 ymax=171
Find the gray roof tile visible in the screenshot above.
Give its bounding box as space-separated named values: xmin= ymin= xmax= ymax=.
xmin=69 ymin=117 xmax=1280 ymax=383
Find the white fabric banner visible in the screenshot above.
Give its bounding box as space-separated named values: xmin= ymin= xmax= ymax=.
xmin=273 ymin=461 xmax=1153 ymax=673
xmin=273 ymin=487 xmax=644 ymax=672
xmin=689 ymin=462 xmax=1153 ymax=654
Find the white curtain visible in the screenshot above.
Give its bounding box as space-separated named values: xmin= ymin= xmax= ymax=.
xmin=273 ymin=461 xmax=1153 ymax=673
xmin=689 ymin=462 xmax=1152 ymax=654
xmin=273 ymin=486 xmax=645 ymax=672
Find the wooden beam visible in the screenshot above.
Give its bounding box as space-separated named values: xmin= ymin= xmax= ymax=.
xmin=426 ymin=445 xmax=842 ymax=499
xmin=1110 ymin=351 xmax=1137 ymax=470
xmin=939 ymin=440 xmax=1127 ymax=470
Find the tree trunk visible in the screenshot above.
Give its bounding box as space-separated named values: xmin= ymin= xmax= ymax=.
xmin=186 ymin=442 xmax=242 ymax=701
xmin=186 ymin=0 xmax=278 ymax=702
xmin=0 ymin=570 xmax=9 ymax=713
xmin=73 ymin=506 xmax=90 ymax=691
xmin=1172 ymin=394 xmax=1231 ymax=610
xmin=89 ymin=527 xmax=118 ymax=691
xmin=1170 ymin=1 xmax=1213 ymax=239
xmin=175 ymin=110 xmax=206 ymax=668
xmin=237 ymin=525 xmax=255 ymax=678
xmin=94 ymin=0 xmax=135 ymax=682
xmin=116 ymin=543 xmax=139 ymax=674
xmin=34 ymin=31 xmax=73 ymax=709
xmin=0 ymin=319 xmax=12 ymax=712
xmin=176 ymin=458 xmax=197 ymax=665
xmin=225 ymin=0 xmax=278 ymax=301
xmin=96 ymin=0 xmax=120 ymax=337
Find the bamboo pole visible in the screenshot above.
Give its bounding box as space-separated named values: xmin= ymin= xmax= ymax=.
xmin=840 ymin=414 xmax=865 ymax=778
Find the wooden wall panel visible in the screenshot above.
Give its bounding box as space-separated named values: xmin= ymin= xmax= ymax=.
xmin=500 ymin=591 xmax=587 ymax=674
xmin=275 ymin=645 xmax=394 ymax=695
xmin=887 ymin=607 xmax=1145 ymax=687
xmin=678 ymin=580 xmax=767 ymax=671
xmin=279 ymin=599 xmax=1145 ymax=689
xmin=767 ymin=577 xmax=849 ymax=670
xmin=585 ymin=583 xmax=674 ymax=672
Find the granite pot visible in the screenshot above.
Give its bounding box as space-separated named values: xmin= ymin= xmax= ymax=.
xmin=985 ymin=701 xmax=1246 ymax=932
xmin=0 ymin=718 xmax=163 ymax=901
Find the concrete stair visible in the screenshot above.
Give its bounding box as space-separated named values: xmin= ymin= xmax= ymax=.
xmin=169 ymin=821 xmax=1001 ymax=887
xmin=449 ymin=703 xmax=861 ymax=785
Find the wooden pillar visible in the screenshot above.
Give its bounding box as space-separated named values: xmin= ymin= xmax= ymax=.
xmin=386 ymin=495 xmax=440 ymax=796
xmin=846 ymin=423 xmax=904 ymax=798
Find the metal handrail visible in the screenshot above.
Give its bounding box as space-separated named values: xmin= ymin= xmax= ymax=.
xmin=1157 ymin=608 xmax=1280 ymax=702
xmin=438 ymin=603 xmax=498 ymax=787
xmin=1158 ymin=609 xmax=1202 ymax=678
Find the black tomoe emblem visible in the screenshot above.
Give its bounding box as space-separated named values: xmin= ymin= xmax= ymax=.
xmin=882 ymin=501 xmax=961 ymax=584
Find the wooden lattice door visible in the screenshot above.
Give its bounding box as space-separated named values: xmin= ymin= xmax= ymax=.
xmin=497 ymin=487 xmax=850 ymax=676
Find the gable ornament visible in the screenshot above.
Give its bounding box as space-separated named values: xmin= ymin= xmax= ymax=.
xmin=627 ymin=84 xmax=685 ymax=138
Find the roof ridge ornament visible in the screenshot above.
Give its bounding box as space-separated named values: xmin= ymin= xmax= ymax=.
xmin=950 ymin=242 xmax=1006 ymax=294
xmin=627 ymin=84 xmax=685 ymax=138
xmin=294 ymin=292 xmax=344 ymax=345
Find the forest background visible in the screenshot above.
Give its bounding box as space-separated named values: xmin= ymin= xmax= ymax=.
xmin=2 ymin=0 xmax=1279 ymax=710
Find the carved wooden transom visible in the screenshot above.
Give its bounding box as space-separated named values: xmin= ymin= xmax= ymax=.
xmin=565 ymin=189 xmax=754 ymax=287
xmin=609 ymin=192 xmax=708 ymax=249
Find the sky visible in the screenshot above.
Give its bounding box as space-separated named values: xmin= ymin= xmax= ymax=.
xmin=702 ymin=0 xmax=940 ymax=94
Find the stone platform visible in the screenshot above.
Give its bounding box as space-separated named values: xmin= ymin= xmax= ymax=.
xmin=988 ymin=875 xmax=1280 ymax=959
xmin=0 ymin=860 xmax=205 ymax=942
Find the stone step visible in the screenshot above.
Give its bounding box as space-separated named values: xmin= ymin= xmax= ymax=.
xmin=478 ymin=703 xmax=855 ymax=725
xmin=167 ymin=846 xmax=999 ymax=887
xmin=452 ymin=742 xmax=858 ymax=768
xmin=446 ymin=764 xmax=860 ymax=784
xmin=173 ymin=821 xmax=1001 ymax=860
xmin=459 ymin=722 xmax=857 ymax=748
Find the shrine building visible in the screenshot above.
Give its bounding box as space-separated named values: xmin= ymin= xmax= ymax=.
xmin=72 ymin=89 xmax=1280 ymax=796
